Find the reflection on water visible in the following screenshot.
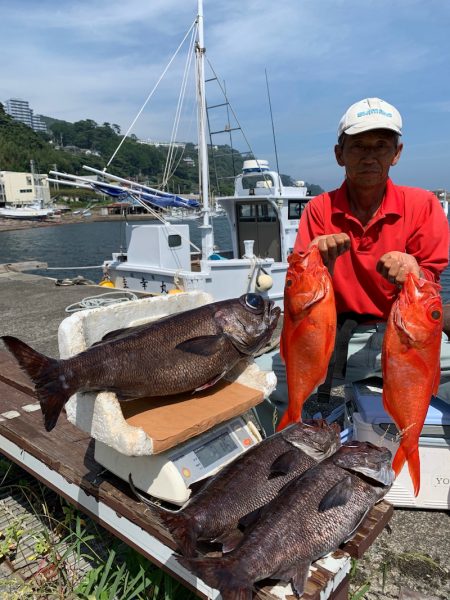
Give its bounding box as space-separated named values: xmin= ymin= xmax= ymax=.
xmin=0 ymin=216 xmax=449 ymax=301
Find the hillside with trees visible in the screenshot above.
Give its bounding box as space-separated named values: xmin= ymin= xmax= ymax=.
xmin=0 ymin=103 xmax=323 ymax=197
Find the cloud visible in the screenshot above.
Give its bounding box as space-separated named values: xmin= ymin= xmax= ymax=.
xmin=2 ymin=0 xmax=450 ymax=190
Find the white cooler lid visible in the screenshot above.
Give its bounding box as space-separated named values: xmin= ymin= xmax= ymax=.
xmin=352 ymin=378 xmax=450 ymax=426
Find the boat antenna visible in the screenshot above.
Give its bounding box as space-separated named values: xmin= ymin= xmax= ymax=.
xmin=265 ymin=68 xmax=281 ymax=190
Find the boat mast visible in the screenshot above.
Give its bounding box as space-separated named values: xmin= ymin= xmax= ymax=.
xmin=196 ymin=0 xmax=214 ymax=260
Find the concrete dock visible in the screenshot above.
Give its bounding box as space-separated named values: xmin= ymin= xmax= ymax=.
xmin=0 ymin=271 xmax=449 ymax=599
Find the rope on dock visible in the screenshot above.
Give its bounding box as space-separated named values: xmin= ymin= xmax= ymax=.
xmin=65 ymin=291 xmax=139 ymax=313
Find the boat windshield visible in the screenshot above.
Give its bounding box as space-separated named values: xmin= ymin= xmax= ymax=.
xmin=242 ymin=173 xmax=275 ymax=191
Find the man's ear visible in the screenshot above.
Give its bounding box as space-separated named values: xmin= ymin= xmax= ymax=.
xmin=391 ymin=142 xmax=403 ymax=166
xmin=335 ymin=144 xmax=345 ymax=167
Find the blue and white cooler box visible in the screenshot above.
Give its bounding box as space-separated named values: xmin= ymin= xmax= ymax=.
xmin=350 ymin=378 xmax=450 ymax=509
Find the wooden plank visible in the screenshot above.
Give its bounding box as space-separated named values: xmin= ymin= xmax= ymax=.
xmin=0 ymin=349 xmax=393 ymax=599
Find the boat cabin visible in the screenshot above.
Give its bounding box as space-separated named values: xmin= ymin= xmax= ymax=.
xmin=218 ymin=159 xmax=312 ymax=262
xmin=104 ymin=159 xmax=313 ymax=306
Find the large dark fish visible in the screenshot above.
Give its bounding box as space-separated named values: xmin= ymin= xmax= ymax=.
xmin=134 ymin=419 xmax=341 ymax=558
xmin=180 ymin=441 xmax=394 ymax=600
xmin=1 ymin=293 xmax=280 ymax=432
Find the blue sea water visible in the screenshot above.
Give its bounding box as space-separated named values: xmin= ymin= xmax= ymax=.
xmin=0 ymin=215 xmax=449 ymax=301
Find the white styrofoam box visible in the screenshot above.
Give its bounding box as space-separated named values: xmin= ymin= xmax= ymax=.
xmin=58 ymin=290 xmax=277 ymax=456
xmin=350 ymin=379 xmax=450 ymax=509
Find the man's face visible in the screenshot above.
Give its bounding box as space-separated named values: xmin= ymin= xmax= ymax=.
xmin=334 ymin=129 xmax=403 ymax=189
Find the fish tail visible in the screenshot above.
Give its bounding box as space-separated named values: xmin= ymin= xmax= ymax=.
xmin=276 ymin=409 xmax=299 ymax=432
xmin=406 ymin=447 xmax=421 ymax=497
xmin=2 ymin=336 xmax=71 ymax=432
xmin=391 ymin=443 xmax=407 ymax=478
xmin=177 ymin=555 xmax=251 ymax=600
xmin=394 ymin=443 xmax=421 ymax=496
xmin=159 ymin=511 xmax=198 ymax=558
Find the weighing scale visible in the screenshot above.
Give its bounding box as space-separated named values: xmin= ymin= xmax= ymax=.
xmin=93 ymin=379 xmax=265 ymax=506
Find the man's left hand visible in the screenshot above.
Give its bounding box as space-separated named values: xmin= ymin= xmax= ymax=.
xmin=377 ymin=251 xmax=421 ymax=285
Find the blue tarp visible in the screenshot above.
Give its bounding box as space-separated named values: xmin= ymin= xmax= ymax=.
xmin=90 ymin=182 xmax=200 ymax=209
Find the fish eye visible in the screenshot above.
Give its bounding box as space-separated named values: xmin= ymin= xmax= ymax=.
xmin=430 ymin=310 xmax=441 ymax=321
xmin=245 ymin=293 xmax=264 ymax=310
xmin=286 ymin=279 xmax=293 ymax=287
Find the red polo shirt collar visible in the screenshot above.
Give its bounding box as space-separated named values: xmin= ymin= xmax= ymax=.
xmin=331 ymin=178 xmax=403 ymax=219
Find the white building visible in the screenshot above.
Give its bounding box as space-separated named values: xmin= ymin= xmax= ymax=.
xmin=0 ymin=170 xmax=51 ymax=207
xmin=4 ymin=98 xmax=48 ymax=133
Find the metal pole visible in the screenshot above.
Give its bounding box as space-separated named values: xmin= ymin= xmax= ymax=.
xmin=196 ymin=0 xmax=214 ymax=259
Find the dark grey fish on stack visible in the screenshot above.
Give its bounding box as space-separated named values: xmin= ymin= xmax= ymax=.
xmin=135 ymin=419 xmax=341 ymax=558
xmin=179 ymin=441 xmax=394 ymax=600
xmin=1 ymin=293 xmax=280 ymax=431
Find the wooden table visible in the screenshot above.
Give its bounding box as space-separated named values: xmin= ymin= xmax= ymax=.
xmin=0 ymin=351 xmax=393 ymax=599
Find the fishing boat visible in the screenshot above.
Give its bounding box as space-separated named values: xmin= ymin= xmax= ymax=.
xmin=0 ymin=203 xmax=54 ymax=220
xmin=49 ymin=0 xmax=312 ymax=308
xmin=0 ymin=161 xmax=54 ymax=220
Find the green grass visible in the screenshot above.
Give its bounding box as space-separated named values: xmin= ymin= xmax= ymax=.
xmin=0 ymin=457 xmax=197 ymax=600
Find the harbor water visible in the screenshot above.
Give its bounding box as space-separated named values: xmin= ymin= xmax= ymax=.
xmin=0 ymin=215 xmax=449 ymax=301
xmin=0 ymin=216 xmax=232 ymax=285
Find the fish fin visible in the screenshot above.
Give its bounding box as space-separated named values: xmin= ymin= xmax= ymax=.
xmin=214 ymin=529 xmax=244 ymax=553
xmin=176 ymin=555 xmax=251 ymax=600
xmin=290 ymin=560 xmax=311 ymax=597
xmin=269 ymin=449 xmax=299 ymax=477
xmin=95 ymin=321 xmax=158 ymax=345
xmin=176 ymin=335 xmax=227 ymax=356
xmin=194 ymin=370 xmax=227 ymax=392
xmin=97 ymin=326 xmax=133 ymax=343
xmin=407 ymin=447 xmax=421 ymax=497
xmin=391 ymin=443 xmax=407 ymax=480
xmin=318 ymin=475 xmax=353 ymax=512
xmin=238 ymin=507 xmax=263 ymax=530
xmin=132 ymin=472 xmax=199 ymax=558
xmin=394 ymin=445 xmax=421 ymax=497
xmin=432 ymin=365 xmax=441 ymax=397
xmin=270 ymin=559 xmax=310 ymax=596
xmin=1 ymin=335 xmax=70 ymax=432
xmin=158 ymin=510 xmax=198 ymax=558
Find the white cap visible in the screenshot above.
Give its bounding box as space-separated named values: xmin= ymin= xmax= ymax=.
xmin=337 ymin=97 xmax=402 ymax=138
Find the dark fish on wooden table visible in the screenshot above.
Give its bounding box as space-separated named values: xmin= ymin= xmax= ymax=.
xmin=1 ymin=293 xmax=280 ymax=432
xmin=179 ymin=441 xmax=394 ymax=600
xmin=133 ymin=419 xmax=341 ymax=558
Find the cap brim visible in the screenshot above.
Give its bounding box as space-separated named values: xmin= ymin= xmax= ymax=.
xmin=342 ymin=123 xmax=402 ymax=136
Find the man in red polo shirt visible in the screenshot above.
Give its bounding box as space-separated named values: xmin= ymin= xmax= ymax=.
xmin=255 ymin=98 xmax=449 ymax=430
xmin=296 ymin=97 xmax=449 ymax=389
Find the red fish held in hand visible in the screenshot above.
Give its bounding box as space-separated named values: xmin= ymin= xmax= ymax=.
xmin=277 ymin=246 xmax=337 ymax=431
xmin=382 ymin=273 xmax=442 ymax=496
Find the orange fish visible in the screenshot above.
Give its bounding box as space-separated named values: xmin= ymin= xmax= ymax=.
xmin=276 ymin=246 xmax=336 ymax=431
xmin=382 ymin=273 xmax=442 ymax=496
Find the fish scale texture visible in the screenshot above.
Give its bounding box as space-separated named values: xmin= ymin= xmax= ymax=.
xmin=216 ymin=459 xmax=386 ymax=589
xmin=61 ymin=296 xmax=279 ymax=398
xmin=179 ymin=435 xmax=316 ymax=537
xmin=162 ymin=422 xmax=340 ymax=557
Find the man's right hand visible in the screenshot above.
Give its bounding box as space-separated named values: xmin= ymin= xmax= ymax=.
xmin=309 ymin=233 xmax=351 ymax=273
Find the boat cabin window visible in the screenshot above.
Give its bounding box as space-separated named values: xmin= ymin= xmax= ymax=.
xmin=236 ymin=201 xmax=281 ymax=261
xmin=168 ymin=234 xmax=182 ymax=248
xmin=288 ymin=200 xmax=307 ymax=220
xmin=242 ymin=173 xmax=275 ymax=191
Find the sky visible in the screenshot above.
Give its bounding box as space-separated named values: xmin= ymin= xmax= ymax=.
xmin=1 ymin=0 xmax=450 ymax=191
